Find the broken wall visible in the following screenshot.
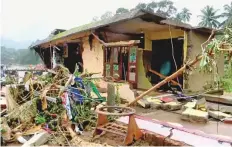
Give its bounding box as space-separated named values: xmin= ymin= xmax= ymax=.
xmin=137 ymin=29 xmax=184 ymax=90
xmin=144 ymin=29 xmax=184 ymax=51
xmin=187 ymin=31 xmax=224 ymax=91
xmin=137 ymin=49 xmax=152 ymax=89
xmin=82 ymin=36 xmax=104 ymax=74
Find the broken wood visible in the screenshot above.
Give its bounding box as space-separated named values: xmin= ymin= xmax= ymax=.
xmin=91 ymin=32 xmax=107 ymax=46
xmin=58 ymin=74 xmax=74 ymax=97
xmin=127 ymin=55 xmax=203 ymax=106
xmin=5 ymin=85 xmax=19 ymax=111
xmin=149 ymin=69 xmax=181 ymax=87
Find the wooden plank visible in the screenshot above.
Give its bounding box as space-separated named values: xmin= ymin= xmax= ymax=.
xmin=149 ymin=69 xmax=181 ymax=86
xmin=103 ymin=40 xmax=140 ymax=47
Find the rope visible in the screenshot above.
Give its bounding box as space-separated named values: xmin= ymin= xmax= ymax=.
xmin=168 ymin=23 xmax=183 ymax=92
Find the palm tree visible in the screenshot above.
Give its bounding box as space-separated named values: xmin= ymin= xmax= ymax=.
xmin=175 ymin=8 xmax=192 ymax=22
xmin=221 ymin=2 xmax=232 ymax=27
xmin=198 ymin=6 xmax=221 ymax=28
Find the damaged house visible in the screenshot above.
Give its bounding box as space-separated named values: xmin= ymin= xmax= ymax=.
xmin=30 ymin=9 xmax=224 ymax=92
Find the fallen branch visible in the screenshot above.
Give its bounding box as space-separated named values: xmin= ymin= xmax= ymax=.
xmin=58 ymin=74 xmax=74 ymax=97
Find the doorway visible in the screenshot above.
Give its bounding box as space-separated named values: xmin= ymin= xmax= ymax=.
xmin=151 ymin=38 xmax=183 ymax=90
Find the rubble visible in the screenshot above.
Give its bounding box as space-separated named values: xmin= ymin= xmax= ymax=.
xmin=181 ymin=108 xmax=208 ymax=123
xmin=182 ymin=101 xmax=197 ymax=110
xmin=22 ymin=131 xmax=50 ymax=147
xmin=146 ymin=97 xmax=162 ymax=109
xmin=207 ymin=101 xmax=232 ymax=114
xmin=208 ymin=111 xmax=232 ymax=120
xmin=202 ymin=94 xmax=232 ymax=105
xmin=0 ymin=65 xmax=109 ymax=146
xmin=161 ymin=102 xmax=182 ymax=111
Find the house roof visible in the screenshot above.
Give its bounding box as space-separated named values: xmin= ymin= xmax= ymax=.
xmin=30 ymin=9 xmax=212 ymax=48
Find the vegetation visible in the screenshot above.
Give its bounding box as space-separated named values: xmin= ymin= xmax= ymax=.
xmin=0 ymin=46 xmax=41 ymax=65
xmin=199 ymin=24 xmax=232 ymax=92
xmin=220 ymin=2 xmax=232 ymax=27
xmin=198 ymin=6 xmax=221 ymax=28
xmin=175 ymin=8 xmax=192 ymax=23
xmin=93 ymin=0 xmax=231 ymax=28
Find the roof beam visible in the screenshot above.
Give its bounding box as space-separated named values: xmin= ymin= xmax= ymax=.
xmin=40 ymin=31 xmax=91 ymax=48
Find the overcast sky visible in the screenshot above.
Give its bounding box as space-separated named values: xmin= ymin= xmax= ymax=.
xmin=0 ymin=0 xmax=231 ymax=42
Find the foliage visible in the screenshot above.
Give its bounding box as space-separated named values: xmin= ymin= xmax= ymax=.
xmin=134 ymin=0 xmax=177 ymax=17
xmin=220 ymin=63 xmax=232 ymax=92
xmin=0 ymin=128 xmax=6 ymax=134
xmin=199 ymin=24 xmax=232 ymax=90
xmin=72 ymin=102 xmax=96 ymax=129
xmin=155 ymin=0 xmax=177 ymax=17
xmin=116 ymin=8 xmax=129 ymax=15
xmin=198 ymin=6 xmax=221 ymax=28
xmin=100 ymin=11 xmax=114 ymax=20
xmin=92 ymin=0 xmax=179 ymax=21
xmin=35 ymin=114 xmax=46 ymax=124
xmin=135 ymin=3 xmax=147 ymax=10
xmin=175 ymin=8 xmax=192 ymax=22
xmin=220 ymin=2 xmax=232 ymax=27
xmin=5 ymin=75 xmax=17 ymax=85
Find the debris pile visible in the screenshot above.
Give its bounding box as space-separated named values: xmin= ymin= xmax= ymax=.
xmin=0 ymin=65 xmax=112 ymax=146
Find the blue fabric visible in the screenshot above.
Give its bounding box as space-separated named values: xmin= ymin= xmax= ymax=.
xmin=68 ymin=87 xmax=84 ymax=103
xmin=68 ymin=77 xmax=85 ymax=103
xmin=160 ymin=61 xmax=171 ymax=76
xmin=74 ymin=77 xmax=85 ymax=89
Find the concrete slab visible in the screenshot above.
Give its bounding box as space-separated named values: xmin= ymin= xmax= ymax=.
xmin=209 ymin=111 xmax=232 ymax=120
xmin=117 ymin=115 xmax=232 ymax=145
xmin=145 ymin=97 xmax=162 ymax=109
xmin=181 ymin=108 xmax=208 ymax=123
xmin=171 ymin=129 xmax=231 ymax=147
xmin=207 ymin=102 xmax=232 ymax=114
xmin=134 ymin=108 xmax=232 ymax=138
xmin=22 ymin=131 xmax=50 ymax=147
xmin=182 ymin=101 xmax=197 ymax=110
xmin=118 ymin=84 xmax=135 ymax=103
xmin=161 ymin=102 xmax=182 ymax=111
xmin=117 ymin=116 xmax=171 ymax=137
xmin=202 ymin=94 xmax=232 ymax=105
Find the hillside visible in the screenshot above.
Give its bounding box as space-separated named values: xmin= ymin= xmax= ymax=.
xmin=0 ymin=46 xmax=42 ymax=65
xmin=1 ymin=37 xmax=33 ymax=49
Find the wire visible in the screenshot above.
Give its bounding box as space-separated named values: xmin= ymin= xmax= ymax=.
xmin=168 ymin=23 xmax=183 ymax=92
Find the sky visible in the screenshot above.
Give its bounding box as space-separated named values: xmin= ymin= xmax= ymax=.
xmin=0 ymin=0 xmax=231 ymax=42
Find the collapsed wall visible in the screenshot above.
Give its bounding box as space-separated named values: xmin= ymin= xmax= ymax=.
xmin=82 ymin=36 xmax=104 ymax=74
